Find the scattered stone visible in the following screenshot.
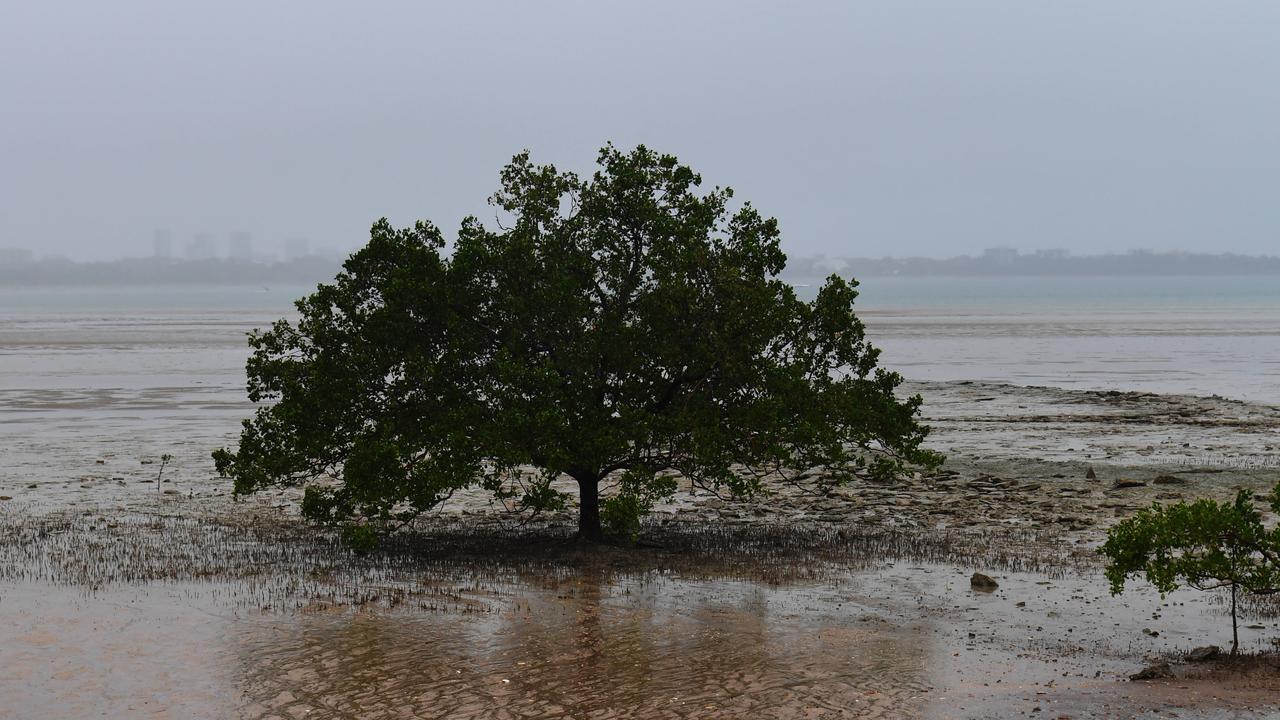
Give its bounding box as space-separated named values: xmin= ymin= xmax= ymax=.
xmin=0 ymin=496 xmax=11 ymax=501
xmin=1142 ymin=628 xmax=1159 ymax=637
xmin=1152 ymin=475 xmax=1186 ymax=485
xmin=1111 ymin=479 xmax=1146 ymax=490
xmin=1187 ymin=646 xmax=1220 ymax=662
xmin=1129 ymin=662 xmax=1175 ymax=681
xmin=26 ymin=483 xmax=37 ymax=489
xmin=970 ymin=573 xmax=999 ymax=592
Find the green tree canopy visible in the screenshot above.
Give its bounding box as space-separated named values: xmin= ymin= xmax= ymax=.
xmin=1101 ymin=485 xmax=1280 ymax=654
xmin=213 ymin=144 xmax=940 ymax=541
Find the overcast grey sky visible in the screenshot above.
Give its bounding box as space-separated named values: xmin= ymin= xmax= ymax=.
xmin=3 ymin=1 xmax=1279 ymax=260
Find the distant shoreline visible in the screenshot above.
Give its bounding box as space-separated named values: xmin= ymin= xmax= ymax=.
xmin=0 ymin=256 xmax=343 ymax=287
xmin=3 ymin=251 xmax=1280 ymax=286
xmin=783 ymin=249 xmax=1280 ymax=281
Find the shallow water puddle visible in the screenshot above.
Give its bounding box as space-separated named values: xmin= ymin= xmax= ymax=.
xmin=2 ymin=576 xmax=932 ymax=719
xmin=3 ymin=563 xmax=1276 ymax=719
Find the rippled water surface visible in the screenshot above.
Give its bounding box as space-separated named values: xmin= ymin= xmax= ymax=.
xmin=3 ymin=277 xmax=1278 ymax=403
xmin=4 ymin=552 xmax=1275 ymax=720
xmin=851 ymin=276 xmax=1280 ymax=404
xmin=0 ymin=561 xmax=942 ymax=719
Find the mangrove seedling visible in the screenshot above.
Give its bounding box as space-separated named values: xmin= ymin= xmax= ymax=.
xmin=156 ymin=453 xmax=173 ymax=493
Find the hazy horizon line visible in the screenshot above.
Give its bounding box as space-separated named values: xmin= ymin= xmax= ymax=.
xmin=3 ymin=245 xmax=1279 ymax=265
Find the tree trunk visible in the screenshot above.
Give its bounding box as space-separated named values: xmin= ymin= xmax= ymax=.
xmin=1231 ymin=583 xmax=1239 ymax=655
xmin=576 ymin=474 xmax=603 ymax=542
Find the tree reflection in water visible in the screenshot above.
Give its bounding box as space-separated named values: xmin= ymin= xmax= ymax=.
xmin=233 ymin=565 xmax=930 ymax=718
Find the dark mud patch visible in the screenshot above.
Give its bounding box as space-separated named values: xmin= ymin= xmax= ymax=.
xmin=1 ymin=505 xmax=1097 ymax=611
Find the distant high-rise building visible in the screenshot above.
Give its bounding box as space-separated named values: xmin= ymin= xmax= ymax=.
xmin=228 ymin=231 xmax=253 ymax=261
xmin=284 ymin=237 xmax=310 ymax=261
xmin=812 ymin=255 xmax=850 ymax=274
xmin=152 ymin=230 xmax=173 ymax=258
xmin=0 ymin=247 xmax=34 ymax=265
xmin=982 ymin=247 xmax=1019 ymax=266
xmin=185 ymin=233 xmax=218 ymax=260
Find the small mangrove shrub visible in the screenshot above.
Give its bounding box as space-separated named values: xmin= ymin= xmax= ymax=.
xmin=341 ymin=524 xmax=381 ymax=553
xmin=602 ymin=471 xmax=678 ymax=542
xmin=1100 ymin=484 xmax=1280 ymax=654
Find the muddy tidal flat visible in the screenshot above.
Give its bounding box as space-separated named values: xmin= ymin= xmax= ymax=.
xmin=3 ymin=283 xmax=1280 ymax=718
xmin=3 ymin=379 xmax=1280 ymax=719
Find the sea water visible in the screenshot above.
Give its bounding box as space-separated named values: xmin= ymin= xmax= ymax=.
xmin=1 ymin=276 xmax=1278 ymax=404
xmin=851 ymin=275 xmax=1280 ymax=404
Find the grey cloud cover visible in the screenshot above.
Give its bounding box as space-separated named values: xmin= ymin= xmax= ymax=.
xmin=3 ymin=1 xmax=1279 ymax=260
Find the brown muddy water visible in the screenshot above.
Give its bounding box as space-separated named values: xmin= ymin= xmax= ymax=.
xmin=1 ymin=573 xmax=931 ymax=719
xmin=2 ymin=512 xmax=1278 ymax=719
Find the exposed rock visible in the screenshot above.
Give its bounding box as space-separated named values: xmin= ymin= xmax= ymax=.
xmin=1111 ymin=479 xmax=1146 ymax=490
xmin=1085 ymin=467 xmax=1097 ymax=480
xmin=1152 ymin=475 xmax=1186 ymax=485
xmin=0 ymin=496 xmax=11 ymax=501
xmin=1129 ymin=662 xmax=1175 ymax=681
xmin=970 ymin=573 xmax=999 ymax=592
xmin=1187 ymin=646 xmax=1220 ymax=662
